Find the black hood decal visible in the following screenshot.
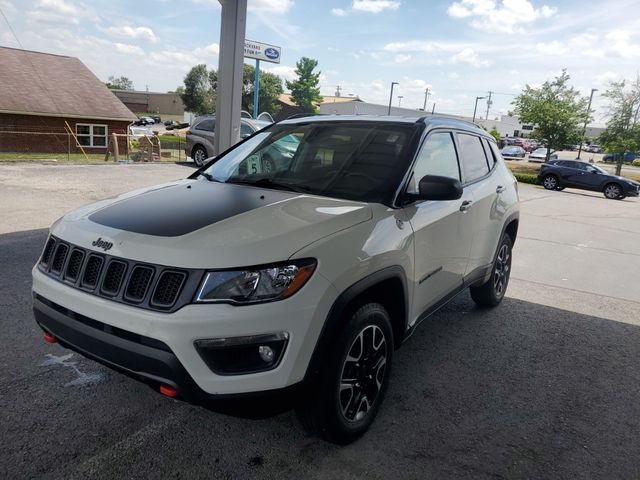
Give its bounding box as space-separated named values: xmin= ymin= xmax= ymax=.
xmin=89 ymin=180 xmax=295 ymax=237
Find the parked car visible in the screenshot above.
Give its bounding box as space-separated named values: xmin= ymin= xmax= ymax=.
xmin=133 ymin=116 xmax=155 ymax=126
xmin=150 ymin=115 xmax=162 ymax=124
xmin=166 ymin=121 xmax=189 ymax=131
xmin=602 ymin=152 xmax=638 ymax=163
xmin=185 ymin=116 xmax=272 ymax=167
xmin=528 ymin=147 xmax=557 ymax=162
xmin=583 ymin=144 xmax=602 ymax=153
xmin=538 ymin=160 xmax=640 ymax=199
xmin=164 ymin=119 xmax=179 ymax=128
xmin=501 ymin=146 xmax=526 ymax=158
xmin=32 ymin=115 xmax=520 ymax=444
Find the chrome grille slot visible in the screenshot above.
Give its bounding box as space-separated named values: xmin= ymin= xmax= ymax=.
xmin=101 ymin=260 xmax=127 ymax=296
xmin=64 ymin=249 xmax=85 ymax=282
xmin=50 ymin=243 xmax=69 ymax=275
xmin=124 ymin=266 xmax=154 ymax=303
xmin=151 ymin=271 xmax=186 ymax=308
xmin=82 ymin=254 xmax=104 ymax=289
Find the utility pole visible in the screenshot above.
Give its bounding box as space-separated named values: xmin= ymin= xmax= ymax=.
xmin=388 ymin=81 xmax=398 ymax=115
xmin=485 ymin=91 xmax=493 ymax=120
xmin=431 ymin=103 xmax=435 ymax=114
xmin=577 ymin=88 xmax=598 ymax=160
xmin=335 ymin=85 xmax=342 ymax=97
xmin=423 ymin=88 xmax=430 ymax=111
xmin=398 ymin=95 xmax=403 ymax=107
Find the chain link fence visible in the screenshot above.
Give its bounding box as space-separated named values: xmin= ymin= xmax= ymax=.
xmin=0 ymin=129 xmax=190 ymax=163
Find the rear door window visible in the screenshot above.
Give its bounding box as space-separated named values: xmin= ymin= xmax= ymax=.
xmin=457 ymin=133 xmax=490 ymax=183
xmin=195 ymin=119 xmax=214 ymax=131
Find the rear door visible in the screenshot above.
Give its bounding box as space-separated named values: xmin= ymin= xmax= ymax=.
xmin=403 ymin=130 xmax=473 ymax=320
xmin=455 ymin=133 xmax=504 ymax=276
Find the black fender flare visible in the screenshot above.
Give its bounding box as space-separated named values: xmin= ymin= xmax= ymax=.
xmin=303 ymin=266 xmax=409 ymax=383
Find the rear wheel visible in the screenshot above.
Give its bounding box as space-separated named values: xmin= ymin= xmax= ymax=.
xmin=296 ymin=303 xmax=393 ymax=444
xmin=542 ymin=174 xmax=559 ymax=190
xmin=555 ymin=186 xmax=565 ymax=191
xmin=603 ymin=183 xmax=622 ymax=199
xmin=470 ymin=235 xmax=512 ymax=308
xmin=262 ymin=155 xmax=276 ymax=173
xmin=192 ymin=145 xmax=208 ymax=167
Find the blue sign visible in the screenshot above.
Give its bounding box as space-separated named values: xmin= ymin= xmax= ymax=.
xmin=264 ymin=48 xmax=279 ymax=60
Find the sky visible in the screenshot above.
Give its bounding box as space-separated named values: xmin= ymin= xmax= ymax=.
xmin=2 ymin=0 xmax=640 ymax=125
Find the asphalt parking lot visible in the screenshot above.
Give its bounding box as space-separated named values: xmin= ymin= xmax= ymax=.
xmin=1 ymin=163 xmax=639 ymax=479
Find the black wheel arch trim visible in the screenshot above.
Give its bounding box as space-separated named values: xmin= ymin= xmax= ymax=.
xmin=303 ymin=265 xmax=409 ymax=384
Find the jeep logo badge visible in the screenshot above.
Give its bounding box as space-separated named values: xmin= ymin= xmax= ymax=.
xmin=92 ymin=237 xmax=113 ymax=252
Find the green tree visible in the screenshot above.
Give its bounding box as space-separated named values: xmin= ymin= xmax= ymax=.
xmin=599 ymin=76 xmax=640 ymax=175
xmin=285 ymin=57 xmax=323 ymax=113
xmin=180 ymin=64 xmax=215 ymax=115
xmin=105 ymin=75 xmax=134 ymax=90
xmin=241 ymin=64 xmax=283 ymax=117
xmin=489 ymin=126 xmax=501 ymax=143
xmin=511 ymin=70 xmax=587 ymax=162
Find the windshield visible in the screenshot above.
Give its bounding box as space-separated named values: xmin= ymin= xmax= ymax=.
xmin=201 ymin=122 xmax=418 ymax=203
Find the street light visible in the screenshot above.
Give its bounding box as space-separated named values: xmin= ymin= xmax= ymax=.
xmin=398 ymin=95 xmax=403 ymax=107
xmin=577 ymin=88 xmax=598 ymax=160
xmin=388 ymin=82 xmax=399 ymax=115
xmin=472 ymin=96 xmax=486 ymax=122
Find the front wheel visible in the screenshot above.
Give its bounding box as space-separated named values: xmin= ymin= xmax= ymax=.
xmin=603 ymin=183 xmax=622 ymax=199
xmin=296 ymin=303 xmax=393 ymax=444
xmin=470 ymin=235 xmax=513 ymax=308
xmin=192 ymin=145 xmax=208 ymax=167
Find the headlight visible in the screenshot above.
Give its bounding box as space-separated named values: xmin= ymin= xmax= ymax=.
xmin=194 ymin=259 xmax=316 ymax=305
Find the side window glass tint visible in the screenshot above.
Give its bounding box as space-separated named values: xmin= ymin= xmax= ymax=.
xmin=482 ymin=138 xmax=496 ymax=167
xmin=407 ymin=132 xmax=460 ymax=194
xmin=457 ymin=133 xmax=489 ymax=183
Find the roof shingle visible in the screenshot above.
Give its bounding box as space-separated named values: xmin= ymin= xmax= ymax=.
xmin=0 ymin=47 xmax=136 ymax=121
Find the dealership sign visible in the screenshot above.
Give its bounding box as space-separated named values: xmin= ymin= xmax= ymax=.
xmin=244 ymin=39 xmax=281 ymax=64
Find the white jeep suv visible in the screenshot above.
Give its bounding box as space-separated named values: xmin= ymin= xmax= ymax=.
xmin=33 ymin=115 xmax=519 ymax=444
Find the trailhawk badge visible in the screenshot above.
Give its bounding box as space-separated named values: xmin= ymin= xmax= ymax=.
xmin=92 ymin=237 xmax=113 ymax=252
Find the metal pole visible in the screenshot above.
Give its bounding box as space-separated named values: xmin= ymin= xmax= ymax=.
xmin=253 ymin=58 xmax=260 ymax=119
xmin=485 ymin=91 xmax=493 ymax=120
xmin=577 ymin=88 xmax=597 ymax=160
xmin=398 ymin=95 xmax=403 ymax=107
xmin=431 ymin=103 xmax=435 ymax=114
xmin=473 ymin=96 xmax=486 ymax=122
xmin=388 ymin=82 xmax=398 ymax=115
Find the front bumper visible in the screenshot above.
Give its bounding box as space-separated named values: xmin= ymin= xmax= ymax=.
xmin=32 ymin=266 xmax=338 ymax=396
xmin=622 ymin=183 xmax=640 ymax=197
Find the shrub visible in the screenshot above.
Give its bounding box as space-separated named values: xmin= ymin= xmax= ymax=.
xmin=633 ymin=159 xmax=640 ymax=167
xmin=513 ymin=172 xmax=539 ymax=185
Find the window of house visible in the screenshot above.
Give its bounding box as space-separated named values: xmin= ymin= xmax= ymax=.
xmin=76 ymin=124 xmax=108 ymax=147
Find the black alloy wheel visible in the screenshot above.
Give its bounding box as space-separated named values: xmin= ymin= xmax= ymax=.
xmin=470 ymin=234 xmax=513 ymax=307
xmin=192 ymin=145 xmax=208 ymax=167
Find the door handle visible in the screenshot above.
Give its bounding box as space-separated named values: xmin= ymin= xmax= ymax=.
xmin=460 ymin=200 xmax=473 ymax=212
xmin=496 ymin=185 xmax=506 ymax=194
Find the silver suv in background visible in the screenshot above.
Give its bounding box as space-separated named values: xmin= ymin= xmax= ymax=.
xmin=185 ymin=116 xmax=272 ymax=166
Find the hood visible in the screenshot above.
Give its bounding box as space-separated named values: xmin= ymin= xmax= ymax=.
xmin=52 ymin=179 xmax=372 ymax=268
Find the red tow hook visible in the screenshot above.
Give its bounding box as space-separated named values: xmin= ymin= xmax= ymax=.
xmin=43 ymin=332 xmax=57 ymax=344
xmin=159 ymin=384 xmax=179 ymax=398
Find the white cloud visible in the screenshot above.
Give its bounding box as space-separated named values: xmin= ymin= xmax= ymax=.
xmin=331 ymin=7 xmax=349 ymax=16
xmin=264 ymin=65 xmax=297 ymax=82
xmin=447 ymin=0 xmax=557 ymax=34
xmin=449 ymin=72 xmax=460 ymax=79
xmin=595 ymin=71 xmax=620 ymax=86
xmin=114 ymin=43 xmax=144 ymax=56
xmin=394 ymin=54 xmax=411 ymax=63
xmin=194 ymin=43 xmax=220 ymax=56
xmin=535 ymin=40 xmax=568 ymax=55
xmin=352 ymin=0 xmax=400 ymax=13
xmin=249 ymin=0 xmax=294 ymax=13
xmin=383 ymin=40 xmax=466 ymax=53
xmin=27 ymin=0 xmax=94 ymax=26
xmin=604 ymin=29 xmax=640 ymax=58
xmin=107 ymin=26 xmax=158 ymax=43
xmin=451 ymin=48 xmax=491 ymax=67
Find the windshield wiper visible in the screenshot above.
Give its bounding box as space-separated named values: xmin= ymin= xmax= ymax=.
xmin=228 ymin=177 xmax=310 ymax=193
xmin=198 ymin=172 xmax=220 ymax=182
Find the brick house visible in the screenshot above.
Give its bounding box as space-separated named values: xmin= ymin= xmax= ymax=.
xmin=0 ymin=47 xmax=136 ymax=154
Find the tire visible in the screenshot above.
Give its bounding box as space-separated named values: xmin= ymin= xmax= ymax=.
xmin=542 ymin=174 xmax=559 ymax=190
xmin=617 ymin=195 xmax=626 ymax=200
xmin=192 ymin=145 xmax=208 ymax=167
xmin=603 ymin=183 xmax=622 ymax=200
xmin=555 ymin=186 xmax=565 ymax=191
xmin=296 ymin=303 xmax=394 ymax=444
xmin=470 ymin=234 xmax=513 ymax=308
xmin=262 ymin=155 xmax=276 ymax=173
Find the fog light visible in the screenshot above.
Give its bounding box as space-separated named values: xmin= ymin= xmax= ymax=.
xmin=258 ymin=345 xmax=274 ymax=363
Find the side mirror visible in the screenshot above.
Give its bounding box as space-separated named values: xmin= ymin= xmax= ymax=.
xmin=405 ymin=175 xmax=463 ymax=203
